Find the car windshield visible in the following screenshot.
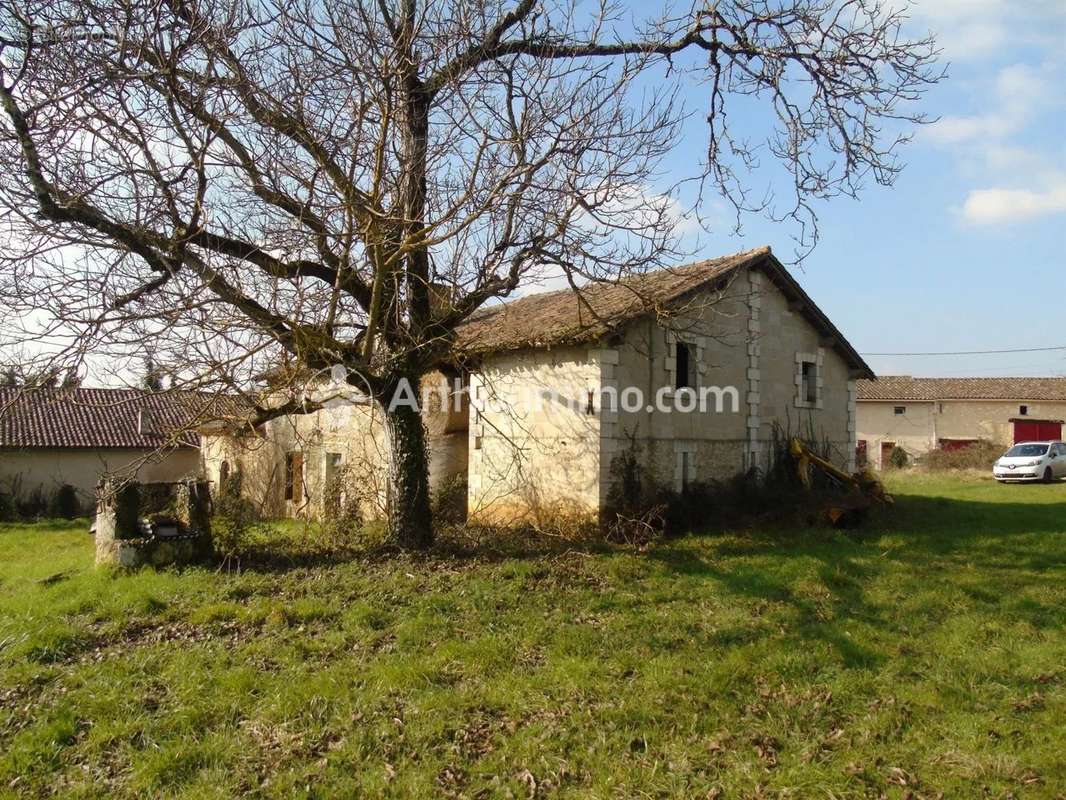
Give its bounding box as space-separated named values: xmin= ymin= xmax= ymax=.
xmin=1005 ymin=444 xmax=1048 ymax=457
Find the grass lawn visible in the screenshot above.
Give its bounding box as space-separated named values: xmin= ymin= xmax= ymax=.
xmin=1 ymin=473 xmax=1064 ymax=798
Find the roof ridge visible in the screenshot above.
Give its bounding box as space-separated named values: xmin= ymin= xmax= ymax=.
xmin=863 ymin=376 xmax=1066 ymax=382
xmin=468 ymin=245 xmax=771 ymax=309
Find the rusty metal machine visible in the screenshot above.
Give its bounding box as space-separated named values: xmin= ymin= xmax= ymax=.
xmin=788 ymin=438 xmax=893 ymax=527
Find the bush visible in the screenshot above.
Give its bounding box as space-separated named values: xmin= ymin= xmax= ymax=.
xmin=48 ymin=484 xmax=81 ymax=519
xmin=601 ymin=429 xmax=864 ymax=541
xmin=601 ymin=445 xmax=667 ymax=546
xmin=15 ymin=486 xmax=47 ymax=520
xmin=920 ymin=439 xmax=1002 ymax=471
xmin=212 ymin=470 xmax=261 ymax=564
xmin=433 ymin=475 xmax=468 ymax=526
xmin=888 ymin=446 xmax=909 ymax=470
xmin=319 ymin=463 xmax=367 ymax=549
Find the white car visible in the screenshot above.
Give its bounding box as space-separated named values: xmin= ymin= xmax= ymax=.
xmin=993 ymin=441 xmax=1066 ymax=483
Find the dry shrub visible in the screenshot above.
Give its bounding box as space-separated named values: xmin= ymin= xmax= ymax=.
xmin=213 ymin=470 xmax=264 ymax=564
xmin=601 ymin=445 xmax=667 ymax=547
xmin=601 ymin=429 xmax=870 ymax=541
xmin=320 ymin=463 xmax=367 ymax=549
xmin=432 ymin=475 xmax=468 ymax=526
xmin=920 ymin=440 xmax=1002 ymax=471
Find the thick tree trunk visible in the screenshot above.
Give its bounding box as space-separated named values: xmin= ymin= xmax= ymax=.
xmin=382 ymin=380 xmax=434 ymax=550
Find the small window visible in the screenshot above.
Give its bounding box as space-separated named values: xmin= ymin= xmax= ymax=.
xmin=894 ymin=406 xmax=906 ymax=416
xmin=680 ymin=450 xmax=693 ymax=490
xmin=284 ymin=451 xmax=303 ymax=501
xmin=800 ymin=360 xmax=818 ymax=404
xmin=474 ymin=435 xmax=482 ymax=450
xmin=1019 ymin=405 xmax=1028 ymax=416
xmin=586 ymin=389 xmax=595 ymax=415
xmin=219 ymin=460 xmax=230 ymax=488
xmin=675 ymin=341 xmax=694 ymax=390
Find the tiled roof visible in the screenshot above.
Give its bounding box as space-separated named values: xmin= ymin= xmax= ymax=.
xmin=454 ymin=246 xmax=874 ymax=378
xmin=0 ymin=387 xmax=237 ymax=449
xmin=455 ymin=248 xmax=767 ymax=354
xmin=857 ymin=376 xmax=1066 ymax=402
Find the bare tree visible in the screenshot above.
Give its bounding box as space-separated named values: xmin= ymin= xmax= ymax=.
xmin=0 ymin=0 xmax=939 ymax=547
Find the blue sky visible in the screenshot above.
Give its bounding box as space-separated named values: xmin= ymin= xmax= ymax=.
xmin=21 ymin=1 xmax=1065 ymax=387
xmin=655 ymin=0 xmax=1066 ymax=378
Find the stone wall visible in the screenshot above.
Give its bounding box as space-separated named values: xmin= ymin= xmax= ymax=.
xmin=202 ymin=371 xmax=468 ymax=520
xmin=602 ymin=265 xmax=855 ymax=501
xmin=467 ymin=345 xmax=601 ymax=524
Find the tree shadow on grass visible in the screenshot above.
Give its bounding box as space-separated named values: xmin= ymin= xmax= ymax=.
xmin=644 ymin=489 xmax=1066 ymax=667
xmin=647 ymin=543 xmax=888 ymax=668
xmin=227 ymin=524 xmax=613 ymax=575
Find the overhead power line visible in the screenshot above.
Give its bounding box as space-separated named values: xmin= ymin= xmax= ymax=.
xmin=861 ymin=345 xmax=1066 ymax=357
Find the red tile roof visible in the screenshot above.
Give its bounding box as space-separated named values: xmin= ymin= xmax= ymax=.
xmin=0 ymin=388 xmax=236 ymax=449
xmin=857 ymin=376 xmax=1066 ymax=402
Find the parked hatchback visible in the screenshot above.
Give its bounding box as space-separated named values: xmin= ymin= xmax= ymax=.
xmin=993 ymin=441 xmax=1066 ymax=483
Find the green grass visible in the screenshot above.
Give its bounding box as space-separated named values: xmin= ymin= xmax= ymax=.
xmin=1 ymin=473 xmax=1064 ymax=798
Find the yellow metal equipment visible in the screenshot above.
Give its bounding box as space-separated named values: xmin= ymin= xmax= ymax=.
xmin=789 ymin=437 xmax=893 ymax=526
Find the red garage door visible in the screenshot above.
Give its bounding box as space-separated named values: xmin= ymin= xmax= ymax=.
xmin=1013 ymin=420 xmax=1063 ymax=444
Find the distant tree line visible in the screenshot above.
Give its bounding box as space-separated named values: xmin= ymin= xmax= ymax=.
xmin=0 ymin=366 xmax=81 ymax=389
xmin=0 ymin=357 xmax=166 ymax=390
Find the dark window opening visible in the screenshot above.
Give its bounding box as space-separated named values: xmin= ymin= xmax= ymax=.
xmin=586 ymin=389 xmax=595 ymax=415
xmin=800 ymin=360 xmax=817 ymax=404
xmin=675 ymin=341 xmax=694 ymax=390
xmin=894 ymin=406 xmax=906 ymax=416
xmin=680 ymin=450 xmax=693 ymax=490
xmin=285 ymin=451 xmax=303 ymax=501
xmin=219 ymin=460 xmax=230 ymax=489
xmin=474 ymin=435 xmax=482 ymax=450
xmin=1019 ymin=404 xmax=1028 ymax=416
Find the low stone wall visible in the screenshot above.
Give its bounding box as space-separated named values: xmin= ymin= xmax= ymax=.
xmin=95 ymin=533 xmax=212 ymax=568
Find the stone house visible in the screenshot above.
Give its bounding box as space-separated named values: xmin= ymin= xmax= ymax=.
xmin=0 ymin=388 xmax=222 ymax=511
xmin=200 ymin=371 xmax=467 ymax=520
xmin=856 ymin=377 xmax=1066 ymax=468
xmin=203 ymin=246 xmax=873 ymax=523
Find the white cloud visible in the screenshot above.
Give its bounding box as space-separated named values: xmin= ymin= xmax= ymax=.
xmin=924 ymin=63 xmax=1052 ymax=144
xmin=925 ymin=114 xmax=1014 ymax=144
xmin=961 ymin=181 xmax=1066 ymax=224
xmin=908 ymin=0 xmax=1065 ymax=61
xmin=921 ymin=56 xmax=1066 ymax=226
xmin=515 ymin=184 xmax=703 ymax=297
